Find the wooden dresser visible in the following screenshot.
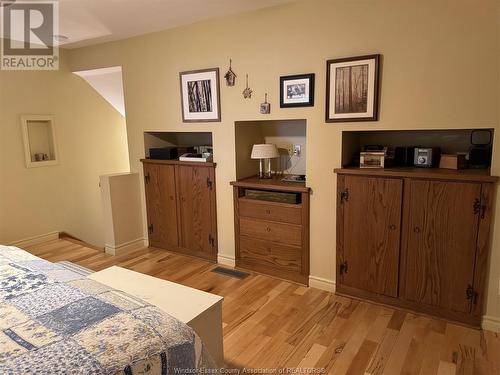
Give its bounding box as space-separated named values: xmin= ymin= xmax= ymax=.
xmin=141 ymin=159 xmax=217 ymax=262
xmin=231 ymin=176 xmax=310 ymax=284
xmin=335 ymin=167 xmax=498 ymax=327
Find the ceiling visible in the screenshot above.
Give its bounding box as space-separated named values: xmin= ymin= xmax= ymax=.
xmin=55 ymin=0 xmax=296 ymax=49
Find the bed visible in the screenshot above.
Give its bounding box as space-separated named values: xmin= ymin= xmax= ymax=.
xmin=0 ymin=245 xmax=214 ymax=374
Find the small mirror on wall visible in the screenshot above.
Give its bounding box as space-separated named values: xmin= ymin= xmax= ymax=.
xmin=21 ymin=115 xmax=59 ymax=168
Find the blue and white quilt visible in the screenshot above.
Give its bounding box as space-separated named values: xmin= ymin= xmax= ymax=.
xmin=0 ymin=245 xmax=214 ymax=374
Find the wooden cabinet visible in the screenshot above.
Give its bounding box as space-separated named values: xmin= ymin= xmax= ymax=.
xmin=143 ymin=163 xmax=178 ymax=249
xmin=338 ymin=175 xmax=402 ymax=298
xmin=142 ymin=159 xmax=217 ymax=262
xmin=335 ymin=168 xmax=498 ymax=327
xmin=231 ymin=177 xmax=310 ymax=285
xmin=402 ymin=180 xmax=481 ymax=314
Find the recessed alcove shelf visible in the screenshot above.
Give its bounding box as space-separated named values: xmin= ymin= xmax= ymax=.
xmin=341 ymin=128 xmax=494 ymax=167
xmin=235 ymin=119 xmax=307 ymax=180
xmin=144 ymin=131 xmax=213 ymax=158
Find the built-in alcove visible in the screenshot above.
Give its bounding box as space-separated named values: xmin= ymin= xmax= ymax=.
xmin=342 ymin=128 xmax=494 ymax=168
xmin=235 ymin=119 xmax=306 ymax=180
xmin=144 ymin=131 xmax=213 ymax=159
xmin=21 ymin=115 xmax=59 ymax=168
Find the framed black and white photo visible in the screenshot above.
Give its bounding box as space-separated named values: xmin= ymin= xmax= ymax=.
xmin=280 ymin=73 xmax=315 ymax=108
xmin=180 ymin=68 xmax=221 ymax=122
xmin=326 ymin=54 xmax=380 ymax=122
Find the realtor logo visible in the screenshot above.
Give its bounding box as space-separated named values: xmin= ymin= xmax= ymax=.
xmin=0 ymin=0 xmax=59 ymax=70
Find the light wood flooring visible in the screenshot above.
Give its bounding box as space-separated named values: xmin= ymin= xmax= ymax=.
xmin=26 ymin=239 xmax=500 ymax=375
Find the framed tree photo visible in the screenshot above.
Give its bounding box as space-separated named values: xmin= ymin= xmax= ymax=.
xmin=326 ymin=54 xmax=380 ymax=122
xmin=180 ymin=68 xmax=221 ymax=122
xmin=280 ymin=73 xmax=315 ymax=108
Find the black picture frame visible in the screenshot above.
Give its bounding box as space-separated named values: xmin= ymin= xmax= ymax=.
xmin=179 ymin=68 xmax=221 ymax=123
xmin=279 ymin=73 xmax=315 ymax=108
xmin=325 ymin=54 xmax=380 ymax=122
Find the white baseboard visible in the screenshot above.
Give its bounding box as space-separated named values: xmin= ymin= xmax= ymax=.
xmin=217 ymin=254 xmax=235 ymax=267
xmin=105 ymin=238 xmax=147 ymax=256
xmin=309 ymin=275 xmax=336 ymax=293
xmin=482 ymin=315 xmax=500 ymax=332
xmin=8 ymin=231 xmax=60 ymax=248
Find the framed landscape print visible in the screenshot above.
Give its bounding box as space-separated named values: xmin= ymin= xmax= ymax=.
xmin=180 ymin=68 xmax=221 ymax=122
xmin=280 ymin=73 xmax=315 ymax=108
xmin=326 ymin=54 xmax=380 ymax=122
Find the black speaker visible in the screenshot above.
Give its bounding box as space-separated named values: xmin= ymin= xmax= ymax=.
xmin=394 ymin=146 xmax=416 ymax=167
xmin=469 ymin=130 xmax=492 ymax=169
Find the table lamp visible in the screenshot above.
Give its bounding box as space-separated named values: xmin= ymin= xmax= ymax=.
xmin=251 ymin=143 xmax=279 ymax=179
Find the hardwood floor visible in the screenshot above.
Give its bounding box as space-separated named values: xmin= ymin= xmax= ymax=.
xmin=25 ymin=239 xmax=500 ymax=374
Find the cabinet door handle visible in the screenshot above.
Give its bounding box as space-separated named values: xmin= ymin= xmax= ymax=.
xmin=413 ymin=227 xmax=421 ymax=233
xmin=266 ymin=209 xmax=271 ymax=214
xmin=389 ymin=224 xmax=396 ymax=230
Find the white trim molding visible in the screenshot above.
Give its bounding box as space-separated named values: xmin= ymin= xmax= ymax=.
xmin=309 ymin=275 xmax=336 ymax=293
xmin=482 ymin=315 xmax=500 ymax=332
xmin=217 ymin=254 xmax=235 ymax=267
xmin=8 ymin=232 xmax=60 ymax=248
xmin=105 ymin=238 xmax=147 ymax=256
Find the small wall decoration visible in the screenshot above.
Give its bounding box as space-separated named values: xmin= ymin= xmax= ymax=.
xmin=179 ymin=68 xmax=221 ymax=122
xmin=224 ymin=59 xmax=237 ymax=86
xmin=326 ymin=54 xmax=380 ymax=122
xmin=280 ymin=73 xmax=315 ymax=108
xmin=242 ymin=74 xmax=253 ymax=99
xmin=260 ymin=93 xmax=271 ymax=114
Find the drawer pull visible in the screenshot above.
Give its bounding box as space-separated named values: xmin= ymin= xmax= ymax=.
xmin=266 ymin=209 xmax=271 ymax=214
xmin=266 ymin=227 xmax=271 ymax=232
xmin=413 ymin=227 xmax=421 ymax=233
xmin=389 ymin=224 xmax=396 ymax=230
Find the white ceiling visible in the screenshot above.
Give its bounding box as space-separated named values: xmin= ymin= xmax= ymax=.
xmin=74 ymin=67 xmax=125 ymax=116
xmin=57 ymin=0 xmax=296 ymax=49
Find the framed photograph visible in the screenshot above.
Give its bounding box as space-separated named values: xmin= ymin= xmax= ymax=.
xmin=326 ymin=54 xmax=380 ymax=122
xmin=280 ymin=73 xmax=315 ymax=108
xmin=180 ymin=68 xmax=221 ymax=122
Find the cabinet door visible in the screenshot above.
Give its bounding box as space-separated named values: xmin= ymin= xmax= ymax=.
xmin=143 ymin=163 xmax=179 ymax=249
xmin=402 ymin=180 xmax=480 ymax=313
xmin=177 ymin=165 xmax=216 ymax=259
xmin=339 ymin=175 xmax=402 ymax=297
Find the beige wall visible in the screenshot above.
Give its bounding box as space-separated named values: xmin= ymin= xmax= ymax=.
xmin=67 ymin=0 xmax=500 ymax=321
xmin=0 ymin=51 xmax=130 ymax=246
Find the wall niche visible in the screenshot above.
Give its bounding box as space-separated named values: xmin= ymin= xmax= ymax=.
xmin=235 ymin=119 xmax=306 ymax=180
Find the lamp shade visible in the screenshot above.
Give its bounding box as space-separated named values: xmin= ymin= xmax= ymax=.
xmin=251 ymin=144 xmax=279 ymax=159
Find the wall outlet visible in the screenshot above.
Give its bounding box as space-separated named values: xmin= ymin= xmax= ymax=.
xmin=293 ymin=144 xmax=301 ymax=157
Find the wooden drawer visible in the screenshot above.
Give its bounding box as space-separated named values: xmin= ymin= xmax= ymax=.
xmin=240 ymin=236 xmax=301 ymax=272
xmin=239 ymin=217 xmax=302 ymax=246
xmin=238 ymin=198 xmax=301 ymax=225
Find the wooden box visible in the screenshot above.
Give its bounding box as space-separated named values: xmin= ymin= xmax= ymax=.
xmin=439 ymin=153 xmax=467 ymax=170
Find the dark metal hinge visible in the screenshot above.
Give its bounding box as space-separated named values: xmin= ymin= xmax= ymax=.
xmin=148 ymin=224 xmax=154 ymax=234
xmin=144 ymin=172 xmax=150 ymax=184
xmin=473 ymin=198 xmax=486 ymax=219
xmin=466 ymin=284 xmax=478 ymax=305
xmin=340 ymin=188 xmax=349 ymax=203
xmin=207 ymin=177 xmax=213 ymax=190
xmin=339 ymin=261 xmax=348 ymax=275
xmin=208 ymin=234 xmax=215 ymax=246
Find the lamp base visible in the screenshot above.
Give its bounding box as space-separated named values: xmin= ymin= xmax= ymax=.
xmin=258 ymin=158 xmax=273 ymax=179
